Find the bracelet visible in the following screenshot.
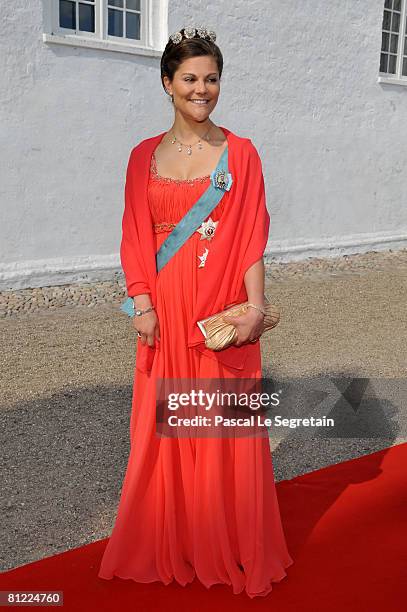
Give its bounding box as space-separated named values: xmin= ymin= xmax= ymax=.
xmin=133 ymin=302 xmax=155 ymax=317
xmin=247 ymin=303 xmax=266 ymax=316
xmin=120 ymin=297 xmax=154 ymax=318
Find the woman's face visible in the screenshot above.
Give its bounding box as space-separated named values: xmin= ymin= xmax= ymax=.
xmin=164 ymin=55 xmax=221 ymax=123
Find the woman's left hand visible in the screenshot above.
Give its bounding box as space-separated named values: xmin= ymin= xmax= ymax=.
xmin=222 ymin=308 xmax=265 ymax=347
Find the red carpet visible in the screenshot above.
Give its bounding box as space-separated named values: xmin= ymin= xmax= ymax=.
xmin=1 ymin=444 xmax=406 ymax=611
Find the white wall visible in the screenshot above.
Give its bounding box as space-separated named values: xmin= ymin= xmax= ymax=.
xmin=1 ymin=0 xmax=406 ymax=290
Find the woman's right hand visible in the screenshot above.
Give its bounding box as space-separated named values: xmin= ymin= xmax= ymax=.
xmin=133 ymin=310 xmax=160 ymax=347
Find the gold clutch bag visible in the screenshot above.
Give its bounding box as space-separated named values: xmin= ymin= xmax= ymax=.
xmin=197 ymin=294 xmax=280 ymax=351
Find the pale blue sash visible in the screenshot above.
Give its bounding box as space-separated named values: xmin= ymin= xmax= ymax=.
xmin=120 ymin=146 xmax=230 ymax=317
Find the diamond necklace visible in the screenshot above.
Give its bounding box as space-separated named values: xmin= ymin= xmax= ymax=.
xmin=170 ymin=125 xmax=213 ymax=155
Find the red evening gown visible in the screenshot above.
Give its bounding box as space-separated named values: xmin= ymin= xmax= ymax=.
xmin=98 ymin=149 xmax=294 ymax=598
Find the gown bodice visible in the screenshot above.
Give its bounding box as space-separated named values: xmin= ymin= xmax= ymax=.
xmin=148 ymin=152 xmax=226 ymax=232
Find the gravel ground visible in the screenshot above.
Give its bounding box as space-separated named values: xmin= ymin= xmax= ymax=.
xmin=1 ymin=249 xmax=406 ymax=572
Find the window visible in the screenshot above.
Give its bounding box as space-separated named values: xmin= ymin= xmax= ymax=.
xmin=43 ymin=0 xmax=167 ymax=57
xmin=379 ymin=0 xmax=407 ymax=81
xmin=107 ymin=0 xmax=141 ymax=40
xmin=59 ymin=0 xmax=97 ymax=34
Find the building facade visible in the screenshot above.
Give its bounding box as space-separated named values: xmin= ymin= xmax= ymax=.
xmin=1 ymin=0 xmax=406 ymax=289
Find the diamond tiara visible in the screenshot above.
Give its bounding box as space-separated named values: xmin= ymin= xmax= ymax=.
xmin=169 ymin=26 xmax=216 ymax=46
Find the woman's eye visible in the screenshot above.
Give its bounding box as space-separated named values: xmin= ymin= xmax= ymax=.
xmin=184 ymin=78 xmax=218 ymax=82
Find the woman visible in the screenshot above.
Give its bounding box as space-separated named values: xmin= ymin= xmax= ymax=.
xmin=98 ymin=26 xmax=293 ymax=598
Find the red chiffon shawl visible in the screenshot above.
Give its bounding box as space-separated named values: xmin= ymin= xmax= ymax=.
xmin=120 ymin=126 xmax=270 ymax=374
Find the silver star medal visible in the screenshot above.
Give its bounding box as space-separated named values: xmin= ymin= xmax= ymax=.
xmin=196 ymin=216 xmax=218 ymax=241
xmin=197 ymin=248 xmax=209 ymax=268
xmin=196 ymin=217 xmax=218 ymax=268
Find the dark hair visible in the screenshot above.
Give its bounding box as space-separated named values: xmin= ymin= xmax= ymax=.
xmin=160 ymin=29 xmax=223 ymax=96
